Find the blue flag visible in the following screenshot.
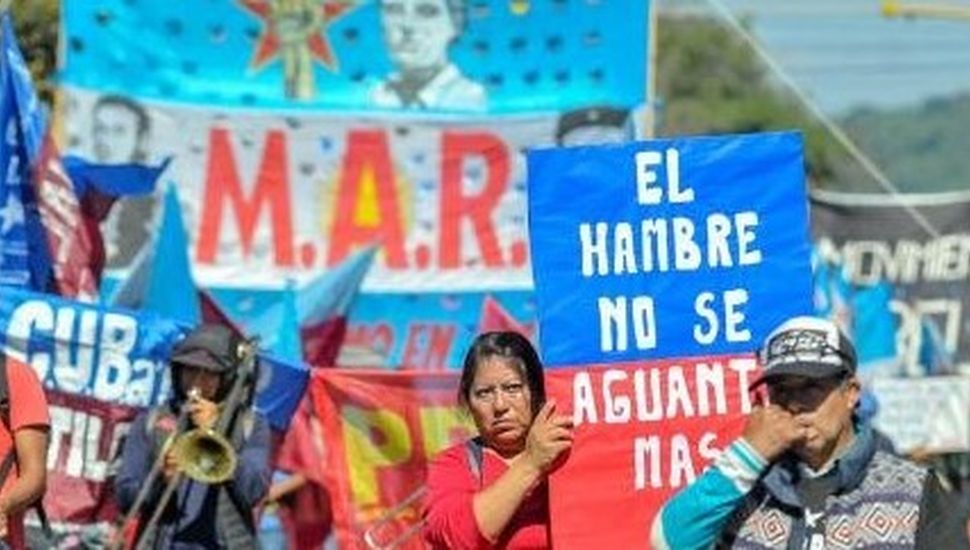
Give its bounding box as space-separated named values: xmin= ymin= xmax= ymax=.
xmin=64 ymin=155 xmax=170 ymax=199
xmin=110 ymin=183 xmax=201 ymax=323
xmin=0 ymin=13 xmax=51 ymax=290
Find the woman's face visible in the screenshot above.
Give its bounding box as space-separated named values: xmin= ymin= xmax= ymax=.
xmin=468 ymin=356 xmax=533 ymax=454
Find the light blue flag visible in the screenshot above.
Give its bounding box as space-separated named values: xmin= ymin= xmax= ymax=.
xmin=221 ymin=245 xmax=376 ymax=358
xmin=142 ymin=183 xmax=201 ymax=323
xmin=273 ymin=279 xmax=303 ymax=361
xmin=300 ymin=245 xmax=376 ymax=325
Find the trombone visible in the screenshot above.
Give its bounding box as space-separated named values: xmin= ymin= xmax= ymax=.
xmin=113 ymin=340 xmax=258 ymax=550
xmin=362 ymin=484 xmax=427 ymax=550
xmin=168 ymin=389 xmax=238 ymax=485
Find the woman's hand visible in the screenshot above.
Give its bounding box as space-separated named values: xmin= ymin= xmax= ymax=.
xmin=522 ymin=400 xmax=574 ymax=475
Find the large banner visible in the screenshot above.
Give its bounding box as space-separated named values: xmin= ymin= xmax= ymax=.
xmin=61 ymin=1 xmax=651 ymax=370
xmin=64 ymin=89 xmax=547 ymax=289
xmin=312 ymin=369 xmax=472 ymax=549
xmin=527 ymin=132 xmax=815 ymax=548
xmin=529 ymin=132 xmax=814 ymax=366
xmin=0 ymin=288 xmax=181 ymax=407
xmin=62 ymin=1 xmax=648 ymax=113
xmin=811 ymin=189 xmax=970 ymax=374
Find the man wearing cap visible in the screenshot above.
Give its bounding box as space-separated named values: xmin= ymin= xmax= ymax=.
xmin=650 ymin=315 xmax=965 ymax=549
xmin=115 ymin=324 xmax=271 ymax=549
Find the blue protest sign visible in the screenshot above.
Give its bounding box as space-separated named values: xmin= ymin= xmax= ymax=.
xmin=527 ymin=132 xmax=814 ymax=366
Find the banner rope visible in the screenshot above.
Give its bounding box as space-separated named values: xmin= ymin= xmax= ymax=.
xmin=701 ymin=0 xmax=940 ymax=239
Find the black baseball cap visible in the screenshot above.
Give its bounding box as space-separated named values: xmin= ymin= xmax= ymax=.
xmin=750 ymin=316 xmax=857 ymax=389
xmin=170 ymin=324 xmax=243 ymax=374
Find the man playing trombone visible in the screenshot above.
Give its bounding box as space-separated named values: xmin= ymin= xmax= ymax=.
xmin=115 ymin=324 xmax=271 ymax=549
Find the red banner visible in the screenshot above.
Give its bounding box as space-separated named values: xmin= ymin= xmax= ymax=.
xmin=311 ymin=361 xmax=753 ymax=549
xmin=312 ymin=369 xmax=473 ymax=550
xmin=37 ymin=390 xmax=139 ymax=543
xmin=546 ymin=357 xmax=754 ymax=549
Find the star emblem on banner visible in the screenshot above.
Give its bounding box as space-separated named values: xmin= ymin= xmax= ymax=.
xmin=0 ymin=194 xmax=25 ymax=235
xmin=238 ymin=0 xmax=358 ymax=73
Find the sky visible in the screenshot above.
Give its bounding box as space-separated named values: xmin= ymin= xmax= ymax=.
xmin=659 ymin=0 xmax=970 ymax=115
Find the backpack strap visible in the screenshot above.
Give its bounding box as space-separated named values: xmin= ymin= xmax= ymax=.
xmin=0 ymin=354 xmax=53 ymax=539
xmin=464 ymin=437 xmax=484 ymax=486
xmin=0 ymin=352 xmax=10 ymax=429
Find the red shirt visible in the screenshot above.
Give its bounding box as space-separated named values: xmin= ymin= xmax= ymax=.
xmin=0 ymin=357 xmax=49 ymax=550
xmin=423 ymin=442 xmax=549 ymax=550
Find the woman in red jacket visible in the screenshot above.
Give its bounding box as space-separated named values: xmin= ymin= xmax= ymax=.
xmin=422 ymin=331 xmax=573 ymax=549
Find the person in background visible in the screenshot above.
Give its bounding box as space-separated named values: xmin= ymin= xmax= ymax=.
xmin=650 ymin=315 xmax=965 ymax=549
xmin=0 ymin=351 xmax=49 ymax=550
xmin=115 ymin=324 xmax=271 ymax=549
xmin=422 ymin=331 xmax=572 ymax=549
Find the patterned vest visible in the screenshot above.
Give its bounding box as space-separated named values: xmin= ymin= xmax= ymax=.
xmin=719 ymin=452 xmax=927 ymax=549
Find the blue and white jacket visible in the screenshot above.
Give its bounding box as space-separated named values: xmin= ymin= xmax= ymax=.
xmin=650 ymin=425 xmax=965 ymax=549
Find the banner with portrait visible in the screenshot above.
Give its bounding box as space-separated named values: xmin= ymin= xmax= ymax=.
xmin=61 ymin=1 xmax=648 ymax=113
xmin=62 ymin=88 xmax=643 ymax=290
xmin=810 ymin=189 xmax=970 ymax=375
xmin=61 ymin=1 xmax=652 ymax=374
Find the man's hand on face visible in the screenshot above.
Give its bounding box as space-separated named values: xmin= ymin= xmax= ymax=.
xmin=742 ymin=397 xmax=808 ymax=462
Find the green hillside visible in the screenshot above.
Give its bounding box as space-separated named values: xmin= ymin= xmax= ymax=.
xmin=840 ymin=95 xmax=970 ymax=193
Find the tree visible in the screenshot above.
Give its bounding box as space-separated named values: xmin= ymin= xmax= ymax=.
xmin=655 ymin=14 xmax=865 ymax=191
xmin=9 ymin=1 xmax=59 ymax=105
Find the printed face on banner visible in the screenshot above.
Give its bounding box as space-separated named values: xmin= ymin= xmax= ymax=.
xmin=62 ymin=1 xmax=648 ymax=112
xmin=527 ymin=132 xmax=816 ymax=366
xmin=63 ymin=89 xmax=564 ymax=290
xmin=91 ymin=96 xmax=151 ymax=164
xmin=381 ymin=0 xmax=458 ymax=71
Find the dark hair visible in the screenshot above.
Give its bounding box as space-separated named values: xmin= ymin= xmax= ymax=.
xmin=170 ymin=324 xmax=249 ymax=403
xmin=458 ymin=331 xmax=544 ymax=415
xmin=93 ymin=94 xmax=151 ymax=138
xmin=379 ymin=0 xmax=468 ymax=33
xmin=446 ymin=0 xmax=467 ymax=33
